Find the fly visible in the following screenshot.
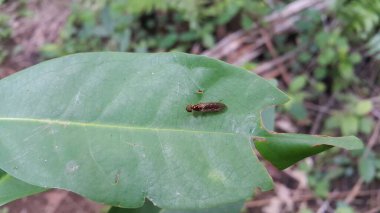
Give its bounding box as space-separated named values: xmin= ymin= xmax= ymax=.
xmin=186 ymin=102 xmax=226 ymax=113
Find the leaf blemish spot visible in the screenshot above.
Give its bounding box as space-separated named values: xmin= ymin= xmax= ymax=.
xmin=65 ymin=161 xmax=79 ymax=174
xmin=208 ymin=169 xmax=226 ymax=183
xmin=114 ymin=172 xmax=120 ymax=184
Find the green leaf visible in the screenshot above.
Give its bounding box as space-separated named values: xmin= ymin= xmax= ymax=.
xmin=359 ymin=117 xmax=374 ymax=134
xmin=0 ymin=52 xmax=288 ymax=208
xmin=374 ymin=159 xmax=380 ymax=169
xmin=318 ymin=48 xmax=335 ymax=66
xmin=355 ymin=100 xmax=373 ymax=115
xmin=159 ymin=34 xmax=178 ymax=49
xmin=314 ymin=67 xmax=327 ymax=80
xmin=316 ymin=32 xmax=329 ymax=47
xmin=288 ymin=101 xmax=308 ymax=121
xmin=298 ymin=52 xmax=311 ymax=63
xmin=349 ymin=53 xmax=361 ymax=64
xmin=108 ymin=200 xmax=160 ymax=213
xmin=0 ymin=173 xmax=46 ymax=206
xmin=359 ymin=154 xmax=376 ymax=183
xmin=325 ymin=113 xmax=342 ymax=129
xmin=289 ymin=75 xmax=307 ymax=92
xmin=241 ymin=14 xmax=253 ymax=30
xmin=338 ymin=62 xmax=354 ymax=79
xmin=314 ymin=179 xmax=329 ymax=198
xmin=254 ymin=131 xmax=363 ymax=170
xmin=313 ymin=82 xmax=326 ymax=93
xmin=335 ymin=202 xmax=355 ymax=213
xmin=202 ymin=33 xmax=215 ymax=48
xmin=341 ymin=116 xmax=359 ymax=135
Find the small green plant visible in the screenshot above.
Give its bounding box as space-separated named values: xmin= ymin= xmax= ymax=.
xmin=282 ymin=1 xmax=379 ymax=134
xmin=299 ymin=148 xmax=355 ymax=198
xmin=335 ymin=0 xmax=380 ymax=40
xmin=314 ymin=30 xmax=362 ymax=91
xmin=324 ymin=96 xmax=374 ymax=136
xmin=40 ymin=0 xmax=271 ymax=58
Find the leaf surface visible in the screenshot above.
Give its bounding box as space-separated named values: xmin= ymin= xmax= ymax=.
xmin=0 ymin=52 xmax=288 ymax=208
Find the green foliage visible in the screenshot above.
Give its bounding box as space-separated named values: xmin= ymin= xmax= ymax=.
xmin=367 ymin=33 xmax=380 ymax=60
xmin=335 ymin=202 xmax=356 ymax=213
xmin=300 ymin=149 xmax=354 ymax=199
xmin=40 ymin=0 xmax=270 ymax=58
xmin=357 ymin=148 xmax=380 ymax=183
xmin=358 ymin=152 xmax=376 ymax=183
xmin=0 ymin=14 xmax=12 ymax=64
xmin=283 ymin=75 xmax=309 ymax=121
xmin=284 ymin=1 xmax=379 ymax=123
xmin=323 ymin=97 xmax=374 ymax=136
xmin=335 ymin=0 xmax=380 ymax=40
xmin=289 ymin=75 xmax=307 ymax=93
xmin=107 ymin=200 xmax=160 ymax=213
xmin=314 ymin=30 xmax=361 ymax=91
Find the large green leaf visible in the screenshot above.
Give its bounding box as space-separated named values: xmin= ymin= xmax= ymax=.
xmin=0 ymin=52 xmax=287 ymax=209
xmin=0 ymin=172 xmax=46 ymax=206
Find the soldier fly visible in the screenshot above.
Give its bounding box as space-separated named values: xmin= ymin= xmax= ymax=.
xmin=186 ymin=102 xmax=226 ymax=113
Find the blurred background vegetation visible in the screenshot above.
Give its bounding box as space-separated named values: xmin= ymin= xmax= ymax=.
xmin=0 ymin=0 xmax=379 ymax=212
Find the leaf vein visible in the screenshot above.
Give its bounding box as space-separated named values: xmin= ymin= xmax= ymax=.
xmin=0 ymin=118 xmax=235 ymax=135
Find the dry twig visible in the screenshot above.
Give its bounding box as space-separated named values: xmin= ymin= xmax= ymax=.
xmin=260 ymin=29 xmax=291 ymax=85
xmin=203 ymin=0 xmax=328 ymax=66
xmin=310 ymin=96 xmax=335 ymax=134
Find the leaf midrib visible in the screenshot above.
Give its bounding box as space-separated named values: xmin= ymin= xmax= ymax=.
xmin=0 ymin=117 xmax=236 ymax=136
